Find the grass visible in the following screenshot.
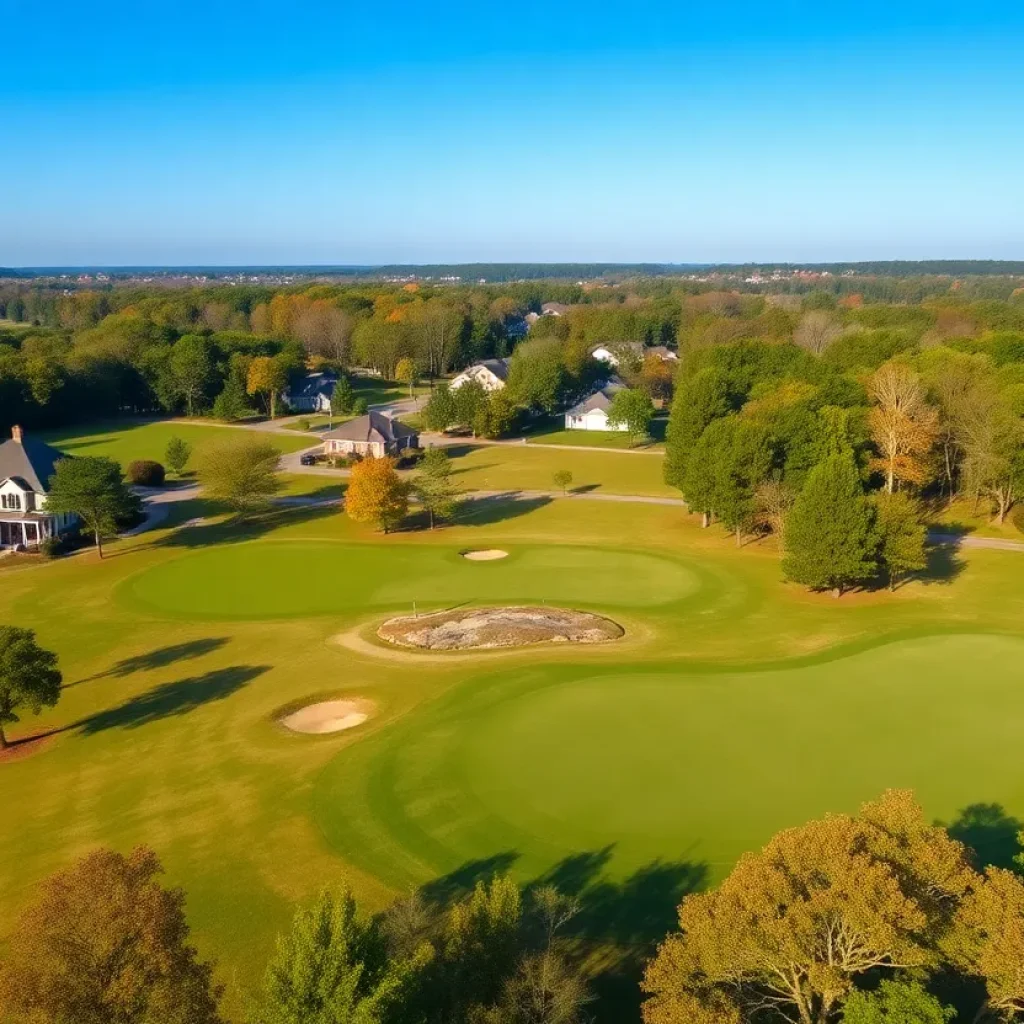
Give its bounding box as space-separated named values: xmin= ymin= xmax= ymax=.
xmin=442 ymin=442 xmax=676 ymax=496
xmin=526 ymin=416 xmax=667 ymax=450
xmin=3 ymin=422 xmax=1024 ymax=1019
xmin=41 ymin=419 xmax=312 ymax=468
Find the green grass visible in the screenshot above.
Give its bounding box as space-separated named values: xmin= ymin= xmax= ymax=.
xmin=4 ymin=423 xmax=1024 ymax=1019
xmin=527 ymin=417 xmax=667 ymax=450
xmin=41 ymin=419 xmax=312 ymax=469
xmin=444 ymin=442 xmax=675 ymax=496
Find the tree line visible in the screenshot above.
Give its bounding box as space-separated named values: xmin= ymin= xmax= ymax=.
xmin=4 ymin=791 xmax=1024 ymax=1023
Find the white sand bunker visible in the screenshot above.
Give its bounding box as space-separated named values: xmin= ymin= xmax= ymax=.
xmin=461 ymin=549 xmax=509 ymax=561
xmin=378 ymin=606 xmax=623 ymax=651
xmin=280 ymin=698 xmax=376 ymax=735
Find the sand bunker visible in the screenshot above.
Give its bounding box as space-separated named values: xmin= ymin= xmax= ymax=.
xmin=461 ymin=549 xmax=509 ymax=561
xmin=280 ymin=698 xmax=376 ymax=735
xmin=378 ymin=606 xmax=623 ymax=651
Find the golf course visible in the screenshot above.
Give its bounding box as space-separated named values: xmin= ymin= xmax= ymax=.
xmin=3 ymin=420 xmax=1024 ymax=1018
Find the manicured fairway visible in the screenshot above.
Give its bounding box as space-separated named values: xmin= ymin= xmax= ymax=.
xmin=123 ymin=541 xmax=704 ymax=618
xmin=314 ymin=632 xmax=1024 ymax=887
xmin=41 ymin=419 xmax=312 ymax=467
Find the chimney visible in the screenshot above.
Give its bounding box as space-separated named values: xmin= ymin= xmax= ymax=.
xmin=11 ymin=425 xmax=23 ymax=444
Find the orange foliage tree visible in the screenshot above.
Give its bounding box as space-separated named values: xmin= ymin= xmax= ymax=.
xmin=868 ymin=361 xmax=939 ymax=492
xmin=345 ymin=456 xmax=409 ymax=533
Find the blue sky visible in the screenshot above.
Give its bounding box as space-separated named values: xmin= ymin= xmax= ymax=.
xmin=2 ymin=0 xmax=1023 ymax=266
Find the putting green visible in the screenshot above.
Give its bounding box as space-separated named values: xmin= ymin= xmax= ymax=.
xmin=122 ymin=541 xmax=704 ymax=619
xmin=314 ymin=633 xmax=1024 ymax=887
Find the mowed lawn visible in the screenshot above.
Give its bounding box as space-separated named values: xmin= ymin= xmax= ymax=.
xmin=443 ymin=441 xmax=674 ymax=496
xmin=3 ymin=442 xmax=1024 ymax=1017
xmin=41 ymin=419 xmax=312 ymax=468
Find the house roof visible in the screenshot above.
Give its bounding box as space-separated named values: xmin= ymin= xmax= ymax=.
xmin=647 ymin=345 xmax=679 ymax=361
xmin=288 ymin=371 xmax=338 ymax=399
xmin=474 ymin=358 xmax=510 ymax=381
xmin=0 ymin=434 xmax=67 ymax=493
xmin=566 ymin=381 xmax=625 ymax=417
xmin=541 ymin=302 xmax=571 ymax=315
xmin=591 ymin=341 xmax=644 ymax=356
xmin=322 ymin=411 xmax=418 ymax=445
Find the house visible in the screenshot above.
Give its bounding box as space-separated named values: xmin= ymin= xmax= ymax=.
xmin=590 ymin=342 xmax=679 ymax=368
xmin=0 ymin=426 xmax=77 ymax=549
xmin=564 ymin=381 xmax=628 ymax=432
xmin=524 ymin=311 xmax=541 ymax=327
xmin=321 ymin=412 xmax=419 ymax=458
xmin=449 ymin=358 xmax=510 ymax=392
xmin=283 ymin=371 xmax=338 ymax=413
xmin=590 ymin=342 xmax=645 ymax=368
xmin=541 ymin=302 xmax=571 ymax=317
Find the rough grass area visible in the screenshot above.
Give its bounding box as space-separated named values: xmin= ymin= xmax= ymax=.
xmin=377 ymin=605 xmax=624 ymax=650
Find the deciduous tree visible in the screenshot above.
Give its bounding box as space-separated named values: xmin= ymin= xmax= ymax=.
xmin=345 ymin=456 xmax=409 ymax=534
xmin=643 ymin=791 xmax=974 ymax=1024
xmin=868 ymin=362 xmax=939 ymax=493
xmin=196 ymin=436 xmax=281 ymax=515
xmin=169 ymin=334 xmax=213 ymax=417
xmin=0 ymin=626 xmax=61 ymax=749
xmin=46 ymin=456 xmax=139 ymax=558
xmin=840 ymin=979 xmax=954 ymax=1024
xmin=0 ymin=846 xmax=224 ymax=1024
xmin=607 ymin=388 xmax=655 ymax=445
xmin=553 ymin=469 xmax=573 ymax=495
xmin=395 ymin=357 xmax=417 ymax=399
xmin=247 ymin=356 xmax=288 ymax=419
xmin=664 ymin=368 xmax=731 ymax=491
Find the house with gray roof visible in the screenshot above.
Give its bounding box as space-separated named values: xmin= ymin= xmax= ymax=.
xmin=0 ymin=426 xmax=77 ymax=549
xmin=321 ymin=412 xmax=419 ymax=459
xmin=282 ymin=371 xmax=338 ymax=413
xmin=449 ymin=358 xmax=510 ymax=393
xmin=563 ymin=380 xmax=628 ymax=432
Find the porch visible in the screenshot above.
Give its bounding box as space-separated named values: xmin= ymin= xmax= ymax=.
xmin=0 ymin=516 xmax=56 ymax=549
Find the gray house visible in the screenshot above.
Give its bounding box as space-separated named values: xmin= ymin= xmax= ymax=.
xmin=283 ymin=371 xmax=338 ymax=413
xmin=322 ymin=412 xmax=419 ymax=458
xmin=0 ymin=426 xmax=77 ymax=549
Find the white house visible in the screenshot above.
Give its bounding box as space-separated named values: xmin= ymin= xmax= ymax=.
xmin=541 ymin=302 xmax=571 ymax=317
xmin=449 ymin=358 xmax=510 ymax=392
xmin=564 ymin=381 xmax=628 ymax=432
xmin=590 ymin=342 xmax=678 ymax=368
xmin=321 ymin=412 xmax=420 ymax=459
xmin=282 ymin=371 xmax=338 ymax=413
xmin=0 ymin=426 xmax=77 ymax=549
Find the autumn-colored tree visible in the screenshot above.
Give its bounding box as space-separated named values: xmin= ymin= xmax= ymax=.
xmin=868 ymin=362 xmax=939 ymax=493
xmin=395 ymin=356 xmax=417 ymax=399
xmin=0 ymin=846 xmax=224 ymax=1024
xmin=947 ymin=867 xmax=1024 ymax=1022
xmin=247 ymin=356 xmax=288 ymax=419
xmin=345 ymin=456 xmax=409 ymax=533
xmin=0 ymin=626 xmax=61 ymax=749
xmin=642 ymin=790 xmax=975 ymax=1024
xmin=794 ymin=310 xmax=844 ymax=355
xmin=638 ymin=353 xmax=675 ymax=403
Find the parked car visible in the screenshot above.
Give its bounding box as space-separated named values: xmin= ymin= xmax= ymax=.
xmin=300 ymin=452 xmax=319 ymax=466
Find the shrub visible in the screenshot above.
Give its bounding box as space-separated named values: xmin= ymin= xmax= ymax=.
xmin=126 ymin=460 xmax=165 ymax=487
xmin=296 ymin=417 xmax=311 ymax=432
xmin=39 ymin=536 xmax=63 ymax=559
xmin=1013 ymin=504 xmax=1024 ymax=535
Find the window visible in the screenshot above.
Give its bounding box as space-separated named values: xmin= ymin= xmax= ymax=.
xmin=1 ymin=492 xmax=20 ymax=511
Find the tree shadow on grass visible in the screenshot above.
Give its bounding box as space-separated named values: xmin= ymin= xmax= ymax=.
xmin=64 ymin=638 xmax=232 ymax=688
xmin=155 ymin=503 xmax=337 ymax=549
xmin=409 ymin=847 xmax=707 ymax=1024
xmin=455 ymin=494 xmax=553 ymax=527
xmin=78 ymin=664 xmax=267 ymax=735
xmin=943 ymin=802 xmax=1024 ymax=871
xmin=917 ymin=539 xmax=968 ymax=588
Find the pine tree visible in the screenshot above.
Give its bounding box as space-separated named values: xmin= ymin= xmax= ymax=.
xmin=253 ymin=889 xmax=414 ymax=1024
xmin=873 ymin=491 xmax=928 ymax=591
xmin=782 ymin=453 xmax=878 ymax=596
xmin=331 ymin=375 xmax=355 ymax=416
xmin=414 ymin=449 xmax=460 ymax=528
xmin=664 ymin=368 xmax=730 ymax=490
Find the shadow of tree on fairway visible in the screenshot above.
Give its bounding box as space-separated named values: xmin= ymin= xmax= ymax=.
xmin=455 ymin=493 xmax=552 ymax=527
xmin=108 ymin=638 xmax=232 ymax=677
xmin=407 ymin=847 xmax=707 ymax=1024
xmin=156 ymin=503 xmax=336 ymax=549
xmin=944 ymin=802 xmax=1024 ymax=871
xmin=78 ymin=664 xmax=267 ymax=735
xmin=917 ymin=539 xmax=968 ymax=588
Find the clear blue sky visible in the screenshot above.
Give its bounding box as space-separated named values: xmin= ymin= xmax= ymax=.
xmin=3 ymin=0 xmax=1023 ymax=266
